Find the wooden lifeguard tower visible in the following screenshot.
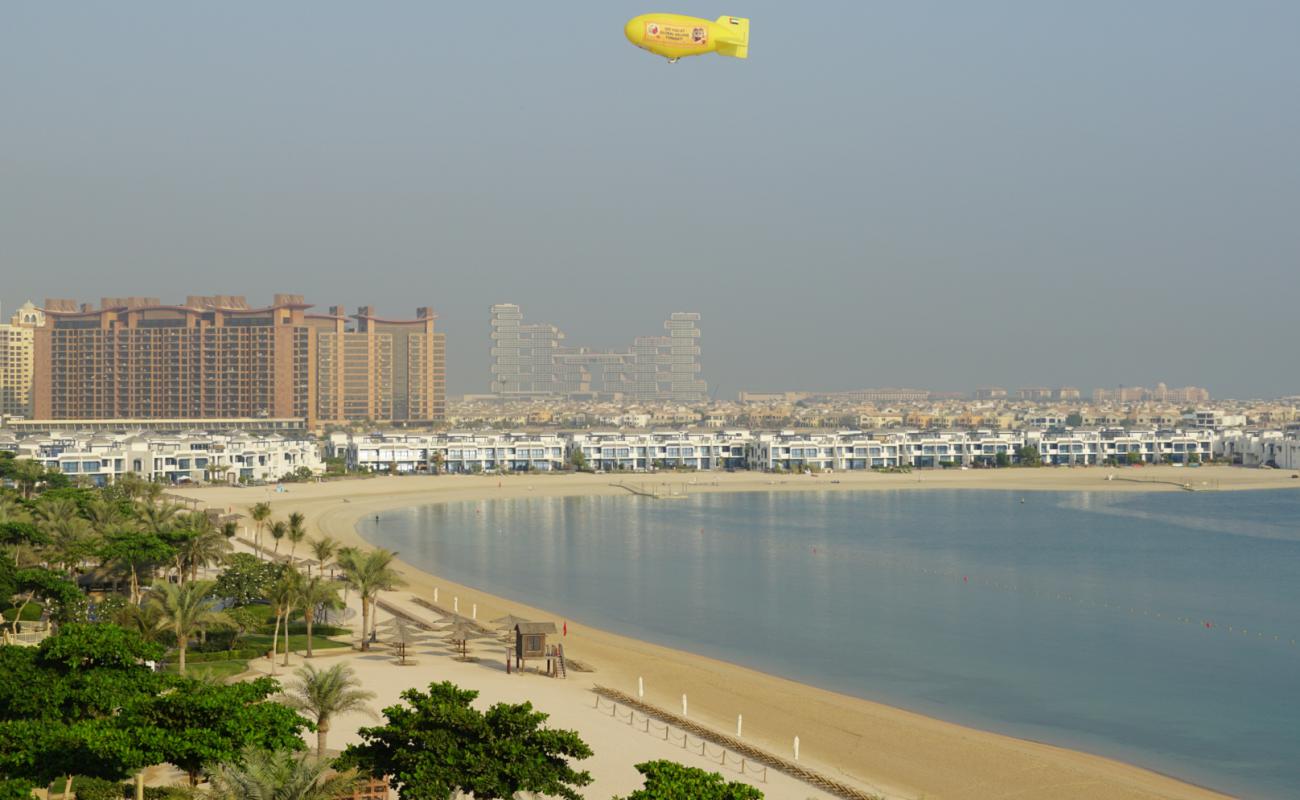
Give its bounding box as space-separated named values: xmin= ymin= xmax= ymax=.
xmin=512 ymin=622 xmax=566 ymax=677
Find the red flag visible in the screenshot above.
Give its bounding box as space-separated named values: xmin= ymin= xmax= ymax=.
xmin=563 ymin=621 xmax=568 ymax=636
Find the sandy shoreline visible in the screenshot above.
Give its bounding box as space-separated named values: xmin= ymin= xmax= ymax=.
xmin=178 ymin=467 xmax=1293 ymax=799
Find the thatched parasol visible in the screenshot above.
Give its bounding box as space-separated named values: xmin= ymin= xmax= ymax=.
xmin=442 ymin=621 xmax=496 ymax=660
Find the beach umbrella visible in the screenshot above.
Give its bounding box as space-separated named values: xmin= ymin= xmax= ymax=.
xmin=442 ymin=621 xmax=495 ymax=660
xmin=490 ymin=613 xmax=531 ymax=630
xmin=376 ymin=616 xmax=436 ymax=665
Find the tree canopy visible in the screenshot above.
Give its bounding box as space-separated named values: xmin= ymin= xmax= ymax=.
xmin=123 ymin=676 xmax=307 ymax=785
xmin=339 ymin=680 xmax=592 ymax=800
xmin=616 ymin=761 xmax=764 ymax=800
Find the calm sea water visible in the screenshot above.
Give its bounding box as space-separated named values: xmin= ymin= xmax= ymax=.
xmin=358 ymin=489 xmax=1300 ymax=799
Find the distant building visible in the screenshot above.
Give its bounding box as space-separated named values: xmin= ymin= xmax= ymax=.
xmin=488 ymin=304 xmax=706 ymax=402
xmin=1092 ymin=384 xmax=1210 ymax=404
xmin=32 ymin=295 xmax=445 ymax=427
xmin=1016 ymin=387 xmax=1053 ymax=401
xmin=9 ymin=428 xmax=322 ymax=485
xmin=974 ymin=387 xmax=1007 ymax=401
xmin=310 ymin=305 xmax=446 ymax=425
xmin=1056 ymin=387 xmax=1081 ymax=401
xmin=0 ymin=302 xmax=41 ymax=417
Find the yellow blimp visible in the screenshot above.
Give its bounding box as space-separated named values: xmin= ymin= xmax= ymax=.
xmin=624 ymin=13 xmax=750 ymax=62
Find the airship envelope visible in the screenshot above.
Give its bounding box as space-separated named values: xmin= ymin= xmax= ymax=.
xmin=625 ymin=14 xmax=750 ymax=62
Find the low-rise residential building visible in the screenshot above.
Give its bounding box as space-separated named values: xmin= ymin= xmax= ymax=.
xmin=9 ymin=430 xmax=322 ymax=485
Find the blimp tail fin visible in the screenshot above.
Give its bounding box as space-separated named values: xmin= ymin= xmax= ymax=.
xmin=714 ymin=16 xmax=749 ymax=59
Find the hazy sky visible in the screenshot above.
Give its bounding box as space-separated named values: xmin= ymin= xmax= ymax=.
xmin=4 ymin=2 xmax=1298 ymax=398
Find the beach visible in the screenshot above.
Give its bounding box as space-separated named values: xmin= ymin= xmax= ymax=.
xmin=176 ymin=466 xmax=1295 ymax=799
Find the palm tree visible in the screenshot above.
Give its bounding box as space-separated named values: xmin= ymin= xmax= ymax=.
xmin=181 ymin=527 xmax=232 ymax=582
xmin=0 ymin=498 xmax=31 ymax=565
xmin=287 ymin=512 xmax=307 ymax=563
xmin=220 ymin=520 xmax=239 ymax=540
xmin=84 ymin=496 xmax=127 ymax=533
xmin=307 ymin=536 xmax=337 ymax=579
xmin=268 ymin=520 xmax=288 ymax=558
xmin=46 ymin=517 xmax=97 ymax=575
xmin=113 ymin=600 xmax=166 ymax=643
xmin=250 ymin=502 xmax=272 ymax=558
xmin=207 ymin=747 xmax=359 ymax=800
xmin=135 ymin=500 xmax=183 ymax=536
xmin=147 ymin=579 xmax=231 ymax=675
xmin=338 ymin=548 xmax=405 ymax=651
xmin=265 ymin=571 xmax=302 ymax=675
xmin=282 ymin=663 xmax=375 ymax=757
xmin=297 ymin=576 xmax=341 ymax=659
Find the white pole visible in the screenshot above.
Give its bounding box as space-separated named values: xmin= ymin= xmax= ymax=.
xmin=794 ymin=736 xmax=800 ymax=761
xmin=472 ymin=603 xmax=477 ymax=620
xmin=453 ymin=597 xmax=459 ymax=613
xmin=737 ymin=714 xmax=743 ymax=738
xmin=434 ymin=587 xmax=439 ymax=603
xmin=681 ymin=694 xmax=688 ymax=717
xmin=638 ymin=676 xmax=644 ymax=698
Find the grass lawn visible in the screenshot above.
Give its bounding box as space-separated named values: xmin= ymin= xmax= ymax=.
xmin=164 ymin=660 xmax=249 ymax=680
xmin=2 ymin=603 xmax=45 ymax=622
xmin=244 ymin=633 xmax=351 ymax=652
xmin=235 ymin=603 xmax=352 ymax=636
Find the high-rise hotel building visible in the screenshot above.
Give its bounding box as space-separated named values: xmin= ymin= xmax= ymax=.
xmin=32 ymin=295 xmax=445 ymax=427
xmin=309 ymin=305 xmax=446 ymax=424
xmin=489 ymin=304 xmax=706 ymax=402
xmin=0 ymin=302 xmax=43 ymax=417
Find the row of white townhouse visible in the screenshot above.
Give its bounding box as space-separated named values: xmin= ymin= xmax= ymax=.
xmin=337 ymin=428 xmax=1225 ymax=473
xmin=1216 ymin=429 xmax=1300 ymax=469
xmin=1 ymin=430 xmax=323 ymax=485
xmin=8 ymin=427 xmax=1287 ymax=483
xmin=749 ymin=428 xmax=1216 ymax=469
xmin=336 ymin=432 xmax=569 ymax=474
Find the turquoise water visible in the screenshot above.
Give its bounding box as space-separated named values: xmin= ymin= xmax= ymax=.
xmin=358 ymin=489 xmax=1300 ymax=798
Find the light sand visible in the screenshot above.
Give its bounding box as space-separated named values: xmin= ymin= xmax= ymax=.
xmin=179 ymin=467 xmax=1293 ymax=799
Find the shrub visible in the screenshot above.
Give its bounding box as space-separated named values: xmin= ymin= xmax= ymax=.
xmin=72 ymin=776 xmax=120 ymax=800
xmin=615 ymin=761 xmax=763 ymax=799
xmin=183 ymin=647 xmax=265 ymax=663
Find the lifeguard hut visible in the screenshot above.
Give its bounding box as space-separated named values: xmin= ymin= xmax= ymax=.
xmin=512 ymin=622 xmax=565 ymax=677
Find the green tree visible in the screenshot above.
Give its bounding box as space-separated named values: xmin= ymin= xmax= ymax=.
xmin=265 ymin=572 xmax=303 ymax=674
xmin=215 ymin=553 xmax=282 ymax=607
xmin=100 ymin=530 xmax=173 ymax=604
xmin=146 ymin=579 xmax=231 ymax=675
xmin=0 ymin=624 xmax=169 ymax=796
xmin=178 ymin=526 xmax=231 ymax=583
xmin=207 ymin=747 xmax=358 ymax=800
xmin=7 ymin=459 xmax=49 ymax=499
xmin=1126 ymin=450 xmax=1144 ymax=465
xmin=268 ymin=521 xmax=288 ymax=558
xmin=250 ymin=503 xmax=272 ymax=558
xmin=0 ymin=521 xmax=47 ymax=567
xmin=124 ymin=677 xmax=308 ymax=786
xmin=225 ymin=605 xmax=264 ymax=650
xmin=615 ymin=761 xmax=764 ymax=800
xmin=1065 ymin=412 xmax=1083 ymax=427
xmin=282 ymin=663 xmax=375 ymax=757
xmin=133 ymin=502 xmax=182 ymax=538
xmin=339 ymin=681 xmax=592 ymax=800
xmin=286 ymin=513 xmax=307 ymax=563
xmin=307 ymin=537 xmax=337 ymax=579
xmin=1016 ymin=445 xmax=1042 ymax=467
xmin=6 ymin=567 xmax=84 ymax=635
xmin=994 ymin=452 xmax=1011 ymax=468
xmin=296 ymin=577 xmax=341 ymax=659
xmin=337 ymin=549 xmax=404 ymax=651
xmin=568 ymin=448 xmax=588 ymax=472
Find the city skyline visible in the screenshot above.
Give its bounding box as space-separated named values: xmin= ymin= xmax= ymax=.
xmin=490 ymin=304 xmax=706 ymax=402
xmin=5 ymin=3 xmax=1298 ymax=399
xmin=29 ymin=293 xmax=445 ymax=426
